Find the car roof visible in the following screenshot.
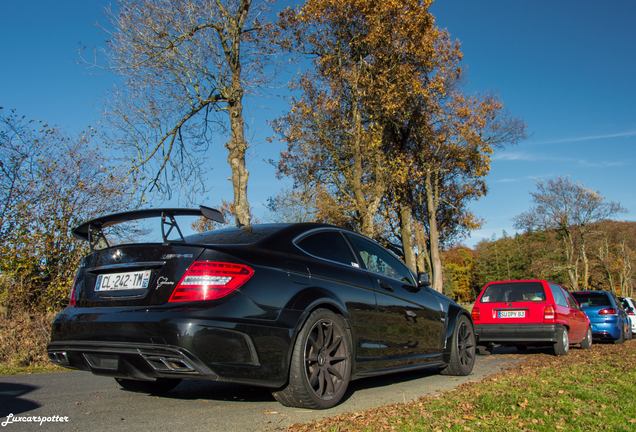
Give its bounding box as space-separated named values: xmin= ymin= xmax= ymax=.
xmin=184 ymin=222 xmax=339 ymax=246
xmin=484 ymin=279 xmax=548 ymax=286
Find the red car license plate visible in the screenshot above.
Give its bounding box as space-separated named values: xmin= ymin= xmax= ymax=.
xmin=498 ymin=310 xmax=526 ymax=319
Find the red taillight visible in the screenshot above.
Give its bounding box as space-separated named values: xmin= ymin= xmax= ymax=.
xmin=544 ymin=305 xmax=555 ymax=321
xmin=471 ymin=307 xmax=480 ymax=322
xmin=68 ymin=270 xmax=80 ymax=307
xmin=628 ymin=311 xmax=635 ymax=316
xmin=598 ymin=308 xmax=617 ymax=316
xmin=168 ymin=261 xmax=254 ymax=303
xmin=68 ymin=284 xmax=77 ymax=307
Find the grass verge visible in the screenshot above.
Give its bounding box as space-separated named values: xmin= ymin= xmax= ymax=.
xmin=0 ymin=363 xmax=63 ymax=376
xmin=290 ymin=340 xmax=636 ymax=432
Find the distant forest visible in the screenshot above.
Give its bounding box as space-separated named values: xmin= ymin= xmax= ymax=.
xmin=442 ymin=221 xmax=635 ymax=302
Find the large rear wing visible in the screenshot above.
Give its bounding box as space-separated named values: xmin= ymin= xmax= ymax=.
xmin=73 ymin=206 xmax=225 ymax=250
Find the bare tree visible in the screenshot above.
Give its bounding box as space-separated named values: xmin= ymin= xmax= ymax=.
xmin=515 ymin=177 xmax=625 ymax=290
xmin=108 ymin=0 xmax=274 ymax=226
xmin=0 ymin=109 xmax=129 ymax=311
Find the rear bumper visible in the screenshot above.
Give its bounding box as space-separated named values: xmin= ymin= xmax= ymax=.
xmin=475 ymin=324 xmax=558 ymax=344
xmin=47 ymin=341 xmax=216 ymax=380
xmin=48 ymin=305 xmax=298 ymax=388
xmin=590 ymin=322 xmax=622 ymax=340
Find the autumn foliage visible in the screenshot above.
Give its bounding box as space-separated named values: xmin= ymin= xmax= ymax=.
xmin=274 ymin=0 xmax=525 ymax=291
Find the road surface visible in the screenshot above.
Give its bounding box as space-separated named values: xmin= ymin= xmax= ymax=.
xmin=0 ymin=354 xmax=520 ymax=431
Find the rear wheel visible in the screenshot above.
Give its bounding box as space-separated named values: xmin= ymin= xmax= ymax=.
xmin=115 ymin=378 xmax=181 ymax=394
xmin=580 ymin=326 xmax=592 ymax=349
xmin=552 ymin=326 xmax=569 ymax=356
xmin=272 ymin=309 xmax=352 ymax=409
xmin=614 ymin=327 xmax=625 ymax=344
xmin=441 ymin=315 xmax=476 ymax=376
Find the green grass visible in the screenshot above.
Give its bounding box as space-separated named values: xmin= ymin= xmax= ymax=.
xmin=0 ymin=362 xmax=64 ymax=376
xmin=291 ymin=340 xmax=636 ymax=432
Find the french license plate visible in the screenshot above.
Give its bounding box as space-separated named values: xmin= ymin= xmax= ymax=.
xmin=95 ymin=270 xmax=151 ymax=291
xmin=498 ymin=310 xmax=526 ymax=319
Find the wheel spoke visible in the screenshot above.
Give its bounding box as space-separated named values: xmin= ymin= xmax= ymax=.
xmin=459 ymin=324 xmax=466 ymax=341
xmin=329 ymin=356 xmax=347 ymax=364
xmin=324 ymin=322 xmax=334 ymax=348
xmin=309 ymin=366 xmax=319 ymax=386
xmin=308 ymin=335 xmax=320 ymax=351
xmin=317 ymin=368 xmax=325 ymax=396
xmin=327 ymin=366 xmax=343 ymax=380
xmin=327 ymin=335 xmax=342 ymax=354
xmin=325 ymin=369 xmax=335 ymax=394
xmin=306 ymin=354 xmax=318 ymax=363
xmin=316 ymin=325 xmax=324 ymax=348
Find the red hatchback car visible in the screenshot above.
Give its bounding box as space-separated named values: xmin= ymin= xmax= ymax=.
xmin=472 ymin=280 xmax=591 ymax=355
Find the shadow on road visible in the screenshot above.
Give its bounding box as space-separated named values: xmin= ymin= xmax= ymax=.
xmin=0 ymin=382 xmax=41 ymax=417
xmin=160 ymin=365 xmax=447 ymax=405
xmin=162 ymin=380 xmax=273 ymax=403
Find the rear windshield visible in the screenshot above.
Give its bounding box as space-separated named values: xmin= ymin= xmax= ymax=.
xmin=572 ymin=292 xmax=611 ymax=307
xmin=480 ymin=282 xmax=546 ymax=303
xmin=184 ymin=224 xmax=284 ymax=245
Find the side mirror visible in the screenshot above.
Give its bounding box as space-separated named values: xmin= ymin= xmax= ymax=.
xmin=417 ymin=272 xmax=430 ymax=287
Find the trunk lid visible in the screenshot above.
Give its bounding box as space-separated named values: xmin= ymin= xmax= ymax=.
xmin=475 ymin=281 xmax=548 ymax=324
xmin=75 ymin=244 xmax=205 ymax=307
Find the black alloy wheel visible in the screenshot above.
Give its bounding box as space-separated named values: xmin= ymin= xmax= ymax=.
xmin=272 ymin=309 xmax=352 ymax=409
xmin=441 ymin=315 xmax=476 ymax=376
xmin=304 ymin=319 xmax=348 ymax=400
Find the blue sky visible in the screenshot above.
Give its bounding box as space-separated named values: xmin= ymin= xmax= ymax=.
xmin=1 ymin=0 xmax=635 ymax=246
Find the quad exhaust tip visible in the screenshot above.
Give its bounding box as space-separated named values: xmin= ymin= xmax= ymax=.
xmin=142 ymin=354 xmax=196 ymax=373
xmin=48 ymin=351 xmax=70 ymax=366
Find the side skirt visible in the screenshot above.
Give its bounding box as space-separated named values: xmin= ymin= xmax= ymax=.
xmin=352 ymin=353 xmax=446 ymax=380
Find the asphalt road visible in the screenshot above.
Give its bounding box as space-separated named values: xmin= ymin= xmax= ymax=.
xmin=0 ymin=354 xmax=520 ymax=432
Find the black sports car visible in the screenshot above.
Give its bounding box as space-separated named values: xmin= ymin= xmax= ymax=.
xmin=48 ymin=207 xmax=476 ymax=409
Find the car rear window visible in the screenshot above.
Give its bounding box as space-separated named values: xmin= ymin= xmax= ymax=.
xmin=480 ymin=282 xmax=546 ymax=303
xmin=184 ymin=224 xmax=283 ymax=245
xmin=572 ymin=292 xmax=611 ymax=307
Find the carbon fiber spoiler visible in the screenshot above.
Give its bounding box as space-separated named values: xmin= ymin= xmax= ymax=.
xmin=73 ymin=206 xmax=225 ymax=250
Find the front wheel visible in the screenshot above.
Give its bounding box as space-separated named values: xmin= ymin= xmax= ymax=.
xmin=441 ymin=315 xmax=476 ymax=376
xmin=272 ymin=309 xmax=352 ymax=409
xmin=580 ymin=326 xmax=592 ymax=349
xmin=115 ymin=378 xmax=181 ymax=394
xmin=552 ymin=326 xmax=569 ymax=356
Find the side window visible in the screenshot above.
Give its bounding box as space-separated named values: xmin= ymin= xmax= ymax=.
xmin=297 ymin=231 xmax=357 ymax=266
xmin=549 ymin=284 xmax=568 ymax=307
xmin=345 ymin=234 xmax=414 ymax=285
xmin=565 ymin=291 xmax=579 ymax=309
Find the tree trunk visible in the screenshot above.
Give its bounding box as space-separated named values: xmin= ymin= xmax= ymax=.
xmin=580 ymin=238 xmax=590 ymax=289
xmin=414 ymin=221 xmax=430 ymax=274
xmin=398 ymin=203 xmax=416 ymax=273
xmin=562 ymin=232 xmax=579 ymax=291
xmin=349 ymin=95 xmax=382 ymax=237
xmin=425 ymin=170 xmax=443 ymax=292
xmin=226 ymin=78 xmax=251 ymax=227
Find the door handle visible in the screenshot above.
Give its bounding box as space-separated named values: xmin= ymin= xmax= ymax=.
xmin=378 ymin=280 xmax=393 ymax=291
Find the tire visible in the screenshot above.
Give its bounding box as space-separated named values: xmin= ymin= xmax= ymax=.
xmin=552 ymin=326 xmax=569 ymax=356
xmin=115 ymin=378 xmax=181 ymax=394
xmin=516 ymin=345 xmax=528 ymax=353
xmin=272 ymin=309 xmax=352 ymax=409
xmin=614 ymin=327 xmax=625 ymax=344
xmin=441 ymin=315 xmax=476 ymax=376
xmin=580 ymin=326 xmax=592 ymax=349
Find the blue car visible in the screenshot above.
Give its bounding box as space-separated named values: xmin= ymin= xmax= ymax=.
xmin=572 ymin=290 xmax=630 ymax=343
